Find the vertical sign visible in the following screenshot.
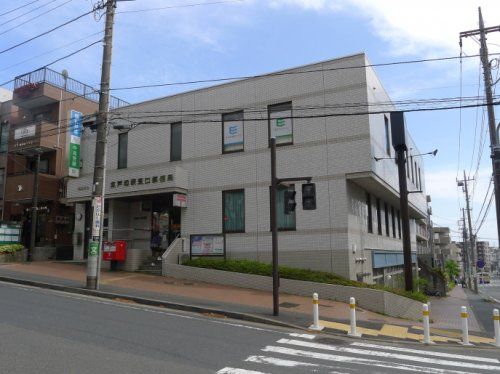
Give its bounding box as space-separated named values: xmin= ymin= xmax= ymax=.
xmin=68 ymin=110 xmax=82 ymax=177
xmin=92 ymin=196 xmax=103 ymax=239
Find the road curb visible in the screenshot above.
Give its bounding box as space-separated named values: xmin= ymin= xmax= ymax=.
xmin=0 ymin=275 xmax=302 ymax=331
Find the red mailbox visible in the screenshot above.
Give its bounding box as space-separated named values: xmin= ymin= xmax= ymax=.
xmin=103 ymin=240 xmax=127 ymax=262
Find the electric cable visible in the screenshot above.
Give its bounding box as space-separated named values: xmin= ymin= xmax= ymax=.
xmin=0 ymin=0 xmax=42 ymax=18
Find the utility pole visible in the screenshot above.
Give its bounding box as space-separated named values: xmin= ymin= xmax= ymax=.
xmin=460 ymin=8 xmax=500 ymax=270
xmin=458 ymin=171 xmax=478 ymax=293
xmin=461 ymin=208 xmax=471 ymax=288
xmin=87 ymin=0 xmax=115 ymax=290
xmin=28 ymin=152 xmax=40 ymax=262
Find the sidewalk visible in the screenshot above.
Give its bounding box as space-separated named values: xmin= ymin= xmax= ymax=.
xmin=0 ymin=261 xmax=496 ymax=345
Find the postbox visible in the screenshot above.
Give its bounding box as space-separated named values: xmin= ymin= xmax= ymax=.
xmin=103 ymin=240 xmax=127 ymax=261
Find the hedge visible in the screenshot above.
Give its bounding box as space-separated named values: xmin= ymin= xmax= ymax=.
xmin=0 ymin=244 xmax=24 ymax=254
xmin=182 ymin=258 xmax=427 ymax=303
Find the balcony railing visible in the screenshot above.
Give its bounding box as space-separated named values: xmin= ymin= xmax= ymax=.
xmin=14 ymin=67 xmax=129 ymax=109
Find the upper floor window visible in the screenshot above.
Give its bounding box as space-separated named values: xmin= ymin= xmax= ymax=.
xmin=366 ymin=192 xmax=373 ymax=233
xmin=384 ymin=202 xmax=390 ymax=237
xmin=0 ymin=121 xmax=8 ymax=153
xmin=222 ymin=111 xmax=244 ymax=153
xmin=118 ymin=132 xmax=128 ymax=169
xmin=170 ymin=122 xmax=182 ymax=161
xmin=384 ymin=115 xmax=391 ymax=156
xmin=268 ymin=102 xmax=293 ymax=146
xmin=376 ymin=198 xmax=382 ymax=235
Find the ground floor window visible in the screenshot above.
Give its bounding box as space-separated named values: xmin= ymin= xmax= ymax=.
xmin=223 ymin=189 xmax=245 ymax=233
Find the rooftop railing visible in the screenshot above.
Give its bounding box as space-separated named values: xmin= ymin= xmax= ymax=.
xmin=14 ymin=67 xmax=129 ymax=109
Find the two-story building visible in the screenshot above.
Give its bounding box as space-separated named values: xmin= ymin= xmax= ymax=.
xmin=66 ymin=53 xmax=428 ymax=285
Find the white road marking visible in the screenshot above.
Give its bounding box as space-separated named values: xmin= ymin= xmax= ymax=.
xmin=350 ymin=342 xmax=500 ymax=363
xmin=262 ymin=346 xmax=476 ymax=374
xmin=289 ymin=333 xmax=316 ymax=339
xmin=245 ymin=355 xmax=319 ymax=368
xmin=276 ymin=339 xmax=500 ymax=371
xmin=217 ymin=368 xmax=269 ymax=374
xmin=245 ymin=355 xmax=354 ymax=373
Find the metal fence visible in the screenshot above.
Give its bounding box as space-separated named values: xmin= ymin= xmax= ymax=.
xmin=14 ymin=67 xmax=129 ymax=109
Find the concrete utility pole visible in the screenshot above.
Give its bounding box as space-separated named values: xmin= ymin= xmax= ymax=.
xmin=28 ymin=152 xmax=40 ymax=262
xmin=460 ymin=8 xmax=500 ymax=270
xmin=461 ymin=208 xmax=471 ymax=287
xmin=459 ymin=171 xmax=478 ymax=293
xmin=87 ymin=0 xmax=115 ymax=290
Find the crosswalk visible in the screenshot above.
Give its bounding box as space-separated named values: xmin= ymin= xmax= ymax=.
xmin=217 ymin=333 xmax=500 ymax=373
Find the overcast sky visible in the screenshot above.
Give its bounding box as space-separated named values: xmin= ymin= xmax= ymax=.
xmin=1 ymin=0 xmax=500 ymax=245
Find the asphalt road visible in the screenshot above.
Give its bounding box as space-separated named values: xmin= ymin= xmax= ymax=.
xmin=0 ymin=281 xmax=499 ymax=374
xmin=475 ymin=277 xmax=500 ymax=332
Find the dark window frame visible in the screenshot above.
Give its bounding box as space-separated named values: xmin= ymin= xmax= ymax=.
xmin=222 ymin=189 xmax=245 ymax=233
xmin=397 ymin=210 xmax=401 ymax=239
xmin=384 ymin=115 xmax=391 ymax=156
xmin=170 ymin=122 xmax=182 ymax=162
xmin=222 ymin=110 xmax=244 ymax=154
xmin=268 ymin=101 xmax=293 ymax=147
xmin=117 ymin=132 xmax=128 ymax=169
xmin=391 ymin=206 xmax=396 ymax=238
xmin=376 ymin=198 xmax=382 ymax=235
xmin=384 ymin=202 xmax=390 ymax=237
xmin=366 ymin=192 xmax=373 ymax=233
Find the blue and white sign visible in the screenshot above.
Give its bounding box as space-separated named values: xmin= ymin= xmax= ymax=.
xmin=68 ymin=110 xmax=83 ymax=177
xmin=223 ymin=120 xmax=243 ymax=152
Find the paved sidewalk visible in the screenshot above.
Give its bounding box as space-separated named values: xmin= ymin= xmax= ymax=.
xmin=0 ymin=261 xmax=496 ymax=345
xmin=429 ymin=286 xmax=482 ymax=332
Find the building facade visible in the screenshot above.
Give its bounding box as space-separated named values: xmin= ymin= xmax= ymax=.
xmin=66 ymin=53 xmax=428 ymax=284
xmin=1 ymin=67 xmax=127 ymax=258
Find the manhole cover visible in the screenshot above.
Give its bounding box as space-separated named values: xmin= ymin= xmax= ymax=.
xmin=279 ymin=302 xmax=300 ymax=308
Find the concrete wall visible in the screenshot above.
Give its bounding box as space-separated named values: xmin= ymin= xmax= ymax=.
xmin=164 ymin=263 xmax=422 ymax=320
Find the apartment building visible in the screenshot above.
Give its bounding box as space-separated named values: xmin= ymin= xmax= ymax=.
xmin=1 ymin=67 xmax=127 ymax=258
xmin=66 ymin=53 xmax=428 ymax=285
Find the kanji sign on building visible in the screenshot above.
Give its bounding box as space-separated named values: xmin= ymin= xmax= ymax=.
xmin=68 ymin=110 xmax=82 ymax=177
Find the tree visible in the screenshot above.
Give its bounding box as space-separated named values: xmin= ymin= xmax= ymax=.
xmin=444 ymin=259 xmax=460 ymax=281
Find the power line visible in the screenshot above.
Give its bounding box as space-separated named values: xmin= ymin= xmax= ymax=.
xmin=0 ymin=30 xmax=103 ymax=72
xmin=0 ymin=0 xmax=42 ymax=18
xmin=0 ymin=0 xmax=74 ymax=38
xmin=0 ymin=0 xmax=58 ymax=27
xmin=117 ymin=0 xmax=245 ymax=14
xmin=0 ymin=4 xmax=103 ymax=55
xmin=109 ymin=52 xmax=500 ymax=92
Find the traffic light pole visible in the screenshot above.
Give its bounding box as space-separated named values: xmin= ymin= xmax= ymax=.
xmin=270 ymin=137 xmax=312 ymax=316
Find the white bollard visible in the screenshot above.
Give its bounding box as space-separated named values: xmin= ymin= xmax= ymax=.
xmin=422 ymin=303 xmax=433 ymax=344
xmin=494 ymin=309 xmax=500 ymax=348
xmin=347 ymin=297 xmax=362 ymax=337
xmin=460 ymin=306 xmax=473 ymax=346
xmin=309 ymin=293 xmax=324 ymax=331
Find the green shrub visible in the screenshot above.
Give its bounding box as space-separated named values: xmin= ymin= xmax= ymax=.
xmin=0 ymin=244 xmax=24 ymax=254
xmin=183 ymin=258 xmax=428 ymax=303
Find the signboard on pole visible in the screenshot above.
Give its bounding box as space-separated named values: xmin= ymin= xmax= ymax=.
xmin=92 ymin=196 xmax=103 ymax=239
xmin=190 ymin=234 xmax=225 ymax=257
xmin=68 ymin=110 xmax=83 ymax=177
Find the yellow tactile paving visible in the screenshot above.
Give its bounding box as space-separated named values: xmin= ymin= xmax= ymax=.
xmin=320 ymin=320 xmax=493 ymax=345
xmin=379 ymin=324 xmax=408 ymax=339
xmin=319 ymin=320 xmax=380 ymax=336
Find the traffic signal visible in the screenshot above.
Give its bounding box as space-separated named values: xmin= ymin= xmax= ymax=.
xmin=302 ymin=183 xmax=316 ymax=210
xmin=284 ymin=189 xmax=297 ymax=215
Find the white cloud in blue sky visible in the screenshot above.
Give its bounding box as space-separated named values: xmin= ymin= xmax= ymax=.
xmin=1 ymin=0 xmax=500 ymax=244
